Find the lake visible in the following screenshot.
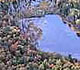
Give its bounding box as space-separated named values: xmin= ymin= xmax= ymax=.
xmin=30 ymin=15 xmax=80 ymax=59
xmin=19 ymin=14 xmax=80 ymax=59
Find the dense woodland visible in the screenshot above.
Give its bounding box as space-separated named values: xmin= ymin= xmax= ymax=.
xmin=0 ymin=0 xmax=80 ymax=70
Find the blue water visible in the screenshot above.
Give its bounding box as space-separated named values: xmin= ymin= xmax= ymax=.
xmin=19 ymin=15 xmax=80 ymax=59
xmin=40 ymin=15 xmax=80 ymax=59
xmin=31 ymin=15 xmax=80 ymax=59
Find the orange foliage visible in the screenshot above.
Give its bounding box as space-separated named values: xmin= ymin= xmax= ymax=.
xmin=11 ymin=41 xmax=18 ymax=50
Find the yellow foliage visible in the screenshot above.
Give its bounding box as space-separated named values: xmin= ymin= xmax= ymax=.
xmin=76 ymin=19 xmax=80 ymax=25
xmin=0 ymin=0 xmax=17 ymax=2
xmin=40 ymin=1 xmax=49 ymax=10
xmin=68 ymin=0 xmax=80 ymax=3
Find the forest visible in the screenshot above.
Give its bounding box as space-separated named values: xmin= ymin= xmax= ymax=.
xmin=0 ymin=0 xmax=80 ymax=70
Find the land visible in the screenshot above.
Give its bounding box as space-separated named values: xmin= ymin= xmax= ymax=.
xmin=0 ymin=0 xmax=80 ymax=70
